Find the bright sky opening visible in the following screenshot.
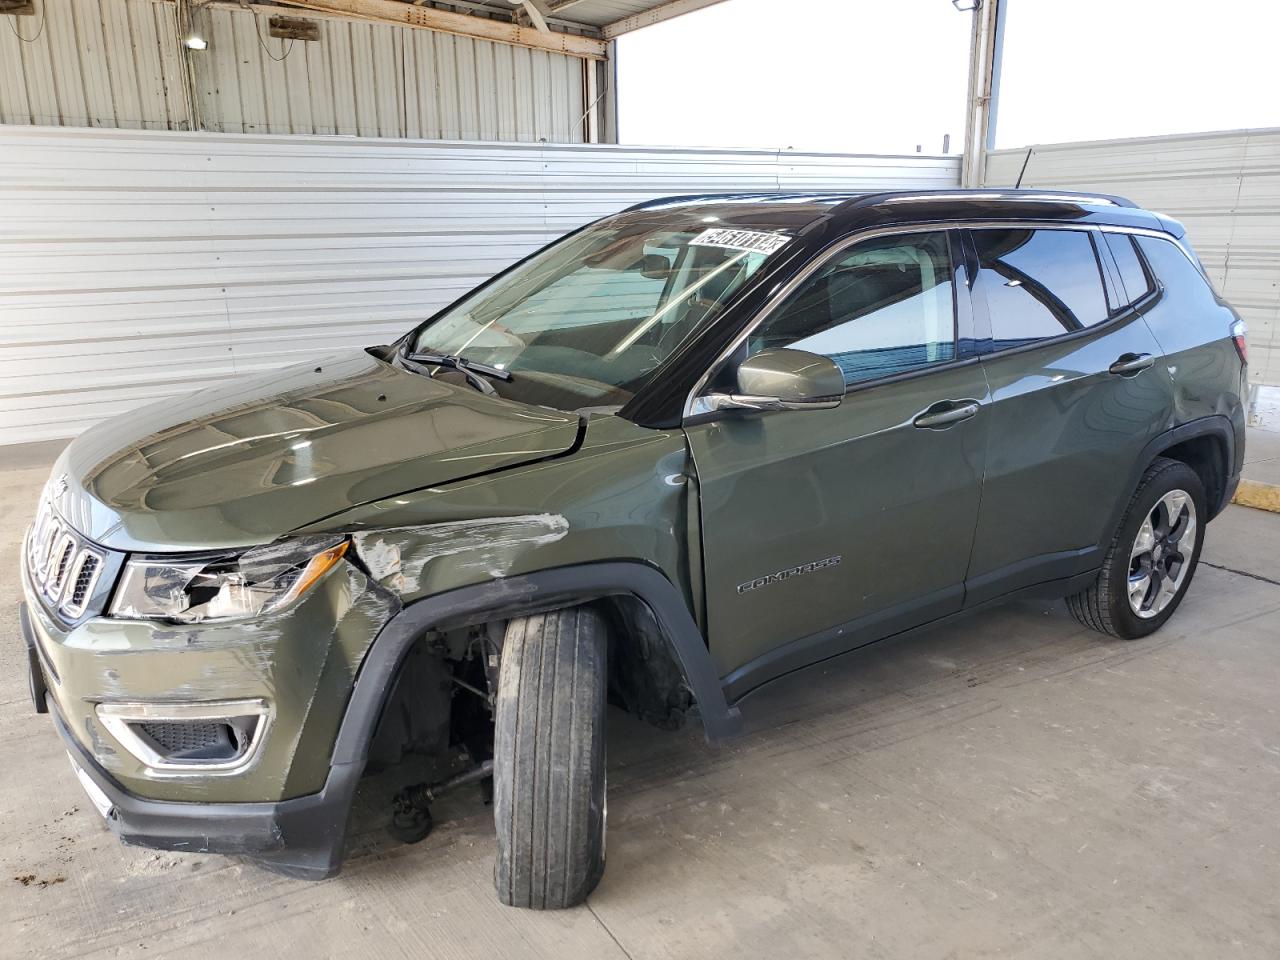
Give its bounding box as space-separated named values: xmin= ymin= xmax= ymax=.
xmin=616 ymin=0 xmax=1280 ymax=153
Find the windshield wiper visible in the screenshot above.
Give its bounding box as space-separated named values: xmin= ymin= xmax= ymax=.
xmin=402 ymin=350 xmax=513 ymax=396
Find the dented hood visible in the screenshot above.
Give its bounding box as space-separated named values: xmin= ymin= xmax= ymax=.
xmin=51 ymin=350 xmax=581 ymax=551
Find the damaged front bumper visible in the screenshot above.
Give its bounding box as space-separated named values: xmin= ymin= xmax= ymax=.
xmin=17 ymin=517 xmax=401 ymax=877
xmin=22 ymin=601 xmax=363 ymax=879
xmin=19 ymin=537 xmax=396 ymax=800
xmin=53 ymin=695 xmax=360 ymax=879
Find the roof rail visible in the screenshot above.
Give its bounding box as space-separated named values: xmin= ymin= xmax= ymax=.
xmin=619 ymin=192 xmax=851 ymax=213
xmin=621 ymin=193 xmax=726 ymax=212
xmin=854 ymin=189 xmax=1136 ymax=208
xmin=621 ymin=188 xmax=1139 ymax=216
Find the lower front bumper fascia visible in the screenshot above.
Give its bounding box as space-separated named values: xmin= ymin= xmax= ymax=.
xmin=49 ymin=703 xmax=360 ymax=881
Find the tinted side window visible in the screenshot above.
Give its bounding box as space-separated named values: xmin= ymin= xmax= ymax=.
xmin=746 ymin=232 xmax=956 ymax=385
xmin=972 ymin=229 xmax=1110 ymax=351
xmin=1104 ymin=232 xmax=1155 ymax=309
xmin=1134 ymin=235 xmax=1220 ymax=313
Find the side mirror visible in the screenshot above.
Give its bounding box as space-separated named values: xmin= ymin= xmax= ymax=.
xmin=691 ymin=348 xmax=846 ymax=416
xmin=639 ymin=253 xmax=672 ymax=280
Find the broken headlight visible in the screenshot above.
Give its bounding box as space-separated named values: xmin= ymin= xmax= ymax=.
xmin=109 ymin=536 xmax=349 ymax=624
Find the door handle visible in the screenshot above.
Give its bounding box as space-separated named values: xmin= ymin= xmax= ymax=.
xmin=913 ymin=400 xmax=980 ymax=430
xmin=1108 ymin=352 xmax=1155 ymax=376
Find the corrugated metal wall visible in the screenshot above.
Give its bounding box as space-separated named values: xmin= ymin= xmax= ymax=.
xmin=0 ymin=125 xmax=961 ymax=445
xmin=986 ymin=129 xmax=1280 ymax=386
xmin=0 ymin=0 xmax=589 ymax=142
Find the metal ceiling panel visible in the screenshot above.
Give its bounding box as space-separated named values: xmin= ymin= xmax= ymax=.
xmin=407 ymin=0 xmax=728 ymax=32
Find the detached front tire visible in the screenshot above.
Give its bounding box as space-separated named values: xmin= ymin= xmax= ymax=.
xmin=494 ymin=606 xmax=607 ymax=909
xmin=1067 ymin=457 xmax=1206 ymax=639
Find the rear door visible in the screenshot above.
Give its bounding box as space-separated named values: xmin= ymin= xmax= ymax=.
xmin=685 ymin=230 xmax=991 ymax=694
xmin=964 ymin=226 xmax=1168 ymax=604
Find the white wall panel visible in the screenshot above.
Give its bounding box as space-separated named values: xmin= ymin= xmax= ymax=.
xmin=0 ymin=0 xmax=189 ymax=129
xmin=0 ymin=126 xmax=959 ymax=444
xmin=0 ymin=0 xmax=589 ymax=142
xmin=986 ymin=129 xmax=1280 ymax=386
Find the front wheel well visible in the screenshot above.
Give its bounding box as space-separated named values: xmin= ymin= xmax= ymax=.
xmin=365 ymin=593 xmax=696 ymax=771
xmin=481 ymin=595 xmax=696 ymax=732
xmin=1155 ymin=433 xmax=1228 ymax=517
xmin=594 ymin=595 xmax=695 ymax=730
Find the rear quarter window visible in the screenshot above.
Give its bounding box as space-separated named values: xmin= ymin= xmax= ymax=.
xmin=1103 ymin=232 xmax=1155 ymax=309
xmin=1133 ymin=235 xmax=1220 ymax=311
xmin=1133 ymin=235 xmax=1228 ymax=354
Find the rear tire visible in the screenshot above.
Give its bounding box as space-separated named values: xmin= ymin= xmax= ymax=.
xmin=1067 ymin=458 xmax=1205 ymax=639
xmin=493 ymin=606 xmax=607 ymax=909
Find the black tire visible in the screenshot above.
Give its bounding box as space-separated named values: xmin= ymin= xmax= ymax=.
xmin=493 ymin=606 xmax=607 ymax=909
xmin=1067 ymin=457 xmax=1206 ymax=640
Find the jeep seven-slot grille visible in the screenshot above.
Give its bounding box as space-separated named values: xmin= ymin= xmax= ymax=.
xmin=69 ymin=554 xmax=100 ymax=610
xmin=25 ymin=497 xmax=108 ymax=620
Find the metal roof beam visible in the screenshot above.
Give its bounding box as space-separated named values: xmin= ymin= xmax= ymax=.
xmin=277 ymin=0 xmax=607 ymax=58
xmin=601 ymin=0 xmax=730 ymax=38
xmin=405 ymin=0 xmax=598 ymax=33
xmin=520 ymin=0 xmax=552 ymax=33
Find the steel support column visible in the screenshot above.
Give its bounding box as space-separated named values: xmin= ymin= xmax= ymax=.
xmin=960 ymin=0 xmax=1006 ymax=187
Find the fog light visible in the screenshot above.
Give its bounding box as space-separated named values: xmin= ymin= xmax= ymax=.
xmin=97 ymin=700 xmax=270 ymax=775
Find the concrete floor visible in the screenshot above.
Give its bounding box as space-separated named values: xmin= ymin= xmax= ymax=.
xmin=1243 ymin=385 xmax=1280 ymax=488
xmin=3 ymin=451 xmax=1279 ymax=960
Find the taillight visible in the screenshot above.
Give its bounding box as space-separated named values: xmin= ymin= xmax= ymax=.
xmin=1231 ymin=319 xmax=1248 ymax=363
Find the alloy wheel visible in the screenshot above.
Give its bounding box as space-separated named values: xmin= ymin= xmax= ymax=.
xmin=1127 ymin=489 xmax=1197 ymax=619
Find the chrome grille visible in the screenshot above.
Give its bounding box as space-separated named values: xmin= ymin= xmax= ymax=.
xmin=25 ymin=498 xmax=106 ymax=620
xmin=46 ymin=534 xmax=76 ymax=602
xmin=63 ymin=552 xmax=102 ymax=618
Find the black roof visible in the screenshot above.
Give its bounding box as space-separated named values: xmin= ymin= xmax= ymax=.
xmin=621 ymin=188 xmax=1184 ymax=238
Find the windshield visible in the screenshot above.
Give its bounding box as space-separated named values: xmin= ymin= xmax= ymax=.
xmin=410 ymin=215 xmax=792 ymax=410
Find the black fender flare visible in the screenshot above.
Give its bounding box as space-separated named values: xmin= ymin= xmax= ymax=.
xmin=333 ymin=562 xmax=742 ymax=769
xmin=256 ymin=563 xmax=740 ymax=879
xmin=1105 ymin=415 xmax=1239 ymax=541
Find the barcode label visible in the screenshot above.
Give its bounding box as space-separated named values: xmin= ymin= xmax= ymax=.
xmin=689 ymin=228 xmax=791 ymax=255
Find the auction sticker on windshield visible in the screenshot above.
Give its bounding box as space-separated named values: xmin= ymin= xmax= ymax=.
xmin=689 ymin=228 xmax=791 ymax=255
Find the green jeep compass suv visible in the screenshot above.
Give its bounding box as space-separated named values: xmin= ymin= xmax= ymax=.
xmin=20 ymin=190 xmax=1248 ymax=908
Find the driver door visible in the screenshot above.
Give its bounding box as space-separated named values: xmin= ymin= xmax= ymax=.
xmin=684 ymin=230 xmax=990 ymax=696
